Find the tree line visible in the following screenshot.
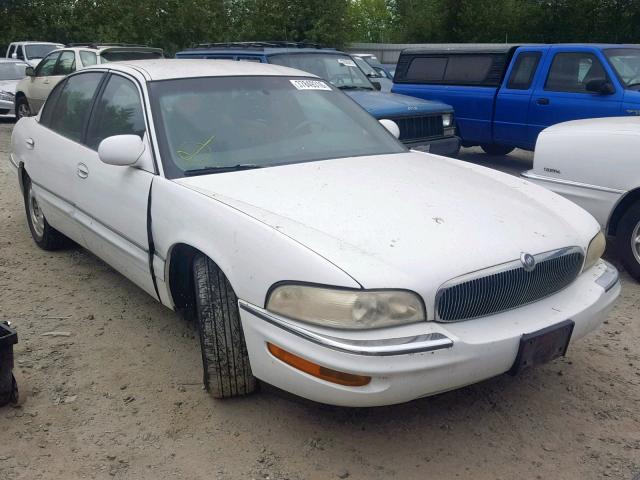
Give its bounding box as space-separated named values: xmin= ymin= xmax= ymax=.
xmin=1 ymin=0 xmax=638 ymax=56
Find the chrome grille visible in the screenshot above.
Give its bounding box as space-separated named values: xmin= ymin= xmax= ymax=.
xmin=436 ymin=247 xmax=584 ymax=322
xmin=392 ymin=115 xmax=443 ymax=142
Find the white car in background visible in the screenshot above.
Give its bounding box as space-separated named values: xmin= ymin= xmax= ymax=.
xmin=5 ymin=41 xmax=64 ymax=67
xmin=10 ymin=59 xmax=619 ymax=407
xmin=524 ymin=117 xmax=640 ymax=280
xmin=0 ymin=59 xmax=29 ymax=118
xmin=14 ymin=44 xmax=163 ymax=118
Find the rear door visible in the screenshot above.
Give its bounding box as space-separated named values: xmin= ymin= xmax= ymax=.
xmin=74 ymin=72 xmax=156 ymax=297
xmin=26 ymin=71 xmax=105 ymax=244
xmin=494 ymin=47 xmax=547 ymax=149
xmin=528 ymin=47 xmax=622 ymax=145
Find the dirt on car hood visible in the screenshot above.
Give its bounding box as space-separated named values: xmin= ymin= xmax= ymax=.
xmin=176 ymin=151 xmax=598 ymax=296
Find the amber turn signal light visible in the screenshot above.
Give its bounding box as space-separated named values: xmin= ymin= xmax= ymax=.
xmin=267 ymin=343 xmax=371 ymax=387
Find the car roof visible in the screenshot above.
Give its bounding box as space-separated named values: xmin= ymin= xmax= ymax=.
xmin=178 ymin=46 xmax=344 ymax=56
xmin=0 ymin=59 xmax=29 ymax=64
xmin=10 ymin=41 xmax=63 ymax=46
xmin=400 ymin=43 xmax=640 ymax=55
xmin=84 ymin=58 xmax=319 ymax=81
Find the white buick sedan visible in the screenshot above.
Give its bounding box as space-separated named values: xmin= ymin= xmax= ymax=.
xmin=10 ymin=60 xmax=620 ymax=407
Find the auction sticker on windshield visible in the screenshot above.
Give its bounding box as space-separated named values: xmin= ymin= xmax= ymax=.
xmin=290 ymin=79 xmax=332 ymax=91
xmin=337 ymin=58 xmax=357 ymax=67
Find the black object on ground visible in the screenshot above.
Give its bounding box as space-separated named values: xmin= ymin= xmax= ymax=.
xmin=0 ymin=321 xmax=18 ymax=406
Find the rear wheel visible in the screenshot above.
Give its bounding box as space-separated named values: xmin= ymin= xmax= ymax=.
xmin=193 ymin=255 xmax=256 ymax=398
xmin=15 ymin=96 xmax=31 ymax=120
xmin=615 ymin=201 xmax=640 ymax=281
xmin=480 ymin=144 xmax=515 ymax=156
xmin=23 ymin=176 xmax=72 ymax=250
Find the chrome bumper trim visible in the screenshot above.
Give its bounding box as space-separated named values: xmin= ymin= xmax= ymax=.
xmin=239 ymin=301 xmax=453 ymax=356
xmin=596 ymin=261 xmax=620 ymax=292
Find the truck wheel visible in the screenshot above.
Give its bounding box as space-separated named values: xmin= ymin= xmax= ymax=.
xmin=193 ymin=254 xmax=256 ymax=398
xmin=615 ymin=201 xmax=640 ymax=281
xmin=23 ymin=175 xmax=73 ymax=250
xmin=480 ymin=144 xmax=515 ymax=156
xmin=15 ymin=96 xmax=31 ymax=120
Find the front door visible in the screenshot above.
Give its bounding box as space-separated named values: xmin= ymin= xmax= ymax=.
xmin=73 ymin=73 xmax=156 ymax=297
xmin=528 ymin=49 xmax=622 ymax=145
xmin=26 ymin=51 xmax=60 ymax=112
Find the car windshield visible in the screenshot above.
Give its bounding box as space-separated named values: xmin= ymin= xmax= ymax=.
xmin=353 ymin=56 xmax=384 ymax=79
xmin=605 ymin=48 xmax=640 ymax=87
xmin=269 ymin=53 xmax=374 ymax=90
xmin=24 ymin=44 xmax=59 ymax=60
xmin=0 ymin=62 xmax=27 ymax=80
xmin=149 ymin=76 xmax=405 ymax=179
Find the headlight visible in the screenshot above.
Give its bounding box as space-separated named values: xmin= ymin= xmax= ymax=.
xmin=442 ymin=113 xmax=453 ymax=127
xmin=266 ymin=284 xmax=425 ymax=329
xmin=0 ymin=91 xmax=14 ymax=101
xmin=584 ymin=231 xmax=606 ymax=271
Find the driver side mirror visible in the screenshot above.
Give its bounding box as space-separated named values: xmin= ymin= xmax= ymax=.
xmin=379 ymin=119 xmax=400 ymax=139
xmin=11 ymin=52 xmax=17 ymax=59
xmin=371 ymin=81 xmax=381 ymax=91
xmin=25 ymin=66 xmax=34 ymax=77
xmin=98 ymin=135 xmax=145 ymax=166
xmin=586 ymin=79 xmax=615 ymax=95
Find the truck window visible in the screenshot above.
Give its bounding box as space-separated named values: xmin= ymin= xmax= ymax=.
xmin=402 ymin=54 xmax=504 ymax=86
xmin=406 ymin=57 xmax=447 ymax=82
xmin=507 ymin=52 xmax=541 ymax=90
xmin=545 ymin=52 xmax=608 ymax=93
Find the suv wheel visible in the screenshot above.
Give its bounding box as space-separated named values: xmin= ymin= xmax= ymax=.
xmin=15 ymin=96 xmax=31 ymax=120
xmin=480 ymin=144 xmax=515 ymax=156
xmin=193 ymin=254 xmax=257 ymax=398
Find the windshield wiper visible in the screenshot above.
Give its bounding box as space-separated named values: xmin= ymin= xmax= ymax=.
xmin=183 ymin=164 xmax=262 ymax=176
xmin=337 ymin=85 xmax=374 ymax=91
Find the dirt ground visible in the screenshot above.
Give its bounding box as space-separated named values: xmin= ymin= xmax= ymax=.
xmin=0 ymin=119 xmax=638 ymax=480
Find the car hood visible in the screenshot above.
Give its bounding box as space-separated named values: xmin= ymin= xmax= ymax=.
xmin=541 ymin=115 xmax=640 ymax=136
xmin=0 ymin=79 xmax=19 ymax=94
xmin=175 ymin=152 xmax=598 ymax=309
xmin=344 ymin=90 xmax=453 ymax=118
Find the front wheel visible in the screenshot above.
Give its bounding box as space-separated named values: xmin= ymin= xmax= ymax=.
xmin=15 ymin=96 xmax=31 ymax=120
xmin=480 ymin=144 xmax=515 ymax=156
xmin=23 ymin=176 xmax=72 ymax=250
xmin=615 ymin=201 xmax=640 ymax=281
xmin=193 ymin=255 xmax=257 ymax=398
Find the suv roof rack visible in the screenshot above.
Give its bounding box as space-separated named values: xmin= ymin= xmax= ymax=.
xmin=65 ymin=43 xmax=150 ymax=49
xmin=189 ymin=41 xmax=326 ymax=50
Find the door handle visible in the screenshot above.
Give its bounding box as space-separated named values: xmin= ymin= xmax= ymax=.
xmin=25 ymin=138 xmax=34 ymax=149
xmin=536 ymin=98 xmax=550 ymax=105
xmin=77 ymin=163 xmax=89 ymax=179
xmin=43 ymin=79 xmax=50 ymax=84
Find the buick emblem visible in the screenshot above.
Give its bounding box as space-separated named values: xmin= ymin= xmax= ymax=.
xmin=521 ymin=253 xmax=536 ymax=272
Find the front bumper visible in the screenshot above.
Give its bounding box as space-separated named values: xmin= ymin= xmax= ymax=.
xmin=0 ymin=99 xmax=15 ymax=118
xmin=239 ymin=260 xmax=620 ymax=407
xmin=407 ymin=136 xmax=460 ymax=156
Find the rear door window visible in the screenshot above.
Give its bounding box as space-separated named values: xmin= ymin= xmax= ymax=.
xmin=53 ymin=51 xmax=76 ymax=76
xmin=507 ymin=52 xmax=541 ymax=90
xmin=545 ymin=52 xmax=609 ymax=93
xmin=49 ymin=72 xmax=104 ymax=142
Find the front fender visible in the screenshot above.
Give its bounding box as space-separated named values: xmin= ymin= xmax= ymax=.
xmin=150 ymin=177 xmax=360 ymax=308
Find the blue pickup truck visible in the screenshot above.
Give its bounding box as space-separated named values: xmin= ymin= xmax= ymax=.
xmin=392 ymin=44 xmax=640 ymax=155
xmin=176 ymin=42 xmax=460 ymax=155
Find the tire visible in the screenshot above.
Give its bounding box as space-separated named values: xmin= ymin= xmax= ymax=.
xmin=615 ymin=201 xmax=640 ymax=281
xmin=193 ymin=255 xmax=256 ymax=398
xmin=15 ymin=96 xmax=31 ymax=120
xmin=23 ymin=175 xmax=72 ymax=250
xmin=480 ymin=144 xmax=515 ymax=156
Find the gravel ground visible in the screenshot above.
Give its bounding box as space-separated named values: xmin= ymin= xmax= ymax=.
xmin=0 ymin=120 xmax=639 ymax=480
